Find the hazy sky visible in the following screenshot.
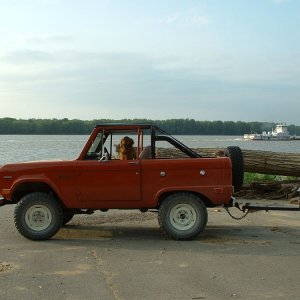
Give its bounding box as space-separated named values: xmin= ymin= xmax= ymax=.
xmin=0 ymin=0 xmax=300 ymax=124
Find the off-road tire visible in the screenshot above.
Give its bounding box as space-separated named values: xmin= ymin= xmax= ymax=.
xmin=226 ymin=146 xmax=244 ymax=192
xmin=14 ymin=192 xmax=63 ymax=240
xmin=158 ymin=193 xmax=208 ymax=240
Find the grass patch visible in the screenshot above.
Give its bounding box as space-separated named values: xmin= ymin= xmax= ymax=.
xmin=244 ymin=172 xmax=298 ymax=184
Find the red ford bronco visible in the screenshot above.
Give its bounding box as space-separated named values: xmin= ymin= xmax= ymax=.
xmin=0 ymin=124 xmax=243 ymax=240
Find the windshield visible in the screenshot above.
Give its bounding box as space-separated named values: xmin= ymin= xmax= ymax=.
xmin=85 ymin=131 xmax=104 ymax=159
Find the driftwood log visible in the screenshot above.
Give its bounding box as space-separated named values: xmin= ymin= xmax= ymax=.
xmin=157 ymin=148 xmax=300 ymax=177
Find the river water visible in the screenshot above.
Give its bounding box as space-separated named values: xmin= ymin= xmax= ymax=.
xmin=0 ymin=135 xmax=299 ymax=165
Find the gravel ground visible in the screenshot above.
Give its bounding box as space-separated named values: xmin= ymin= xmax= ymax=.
xmin=1 ymin=203 xmax=300 ymax=300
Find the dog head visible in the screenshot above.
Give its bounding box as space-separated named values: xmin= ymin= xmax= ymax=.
xmin=120 ymin=136 xmax=134 ymax=149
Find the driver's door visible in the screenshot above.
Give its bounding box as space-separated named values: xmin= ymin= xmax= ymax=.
xmin=76 ymin=129 xmax=141 ymax=207
xmin=77 ymin=159 xmax=140 ymax=205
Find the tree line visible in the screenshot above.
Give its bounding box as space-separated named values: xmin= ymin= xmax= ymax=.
xmin=0 ymin=117 xmax=299 ymax=135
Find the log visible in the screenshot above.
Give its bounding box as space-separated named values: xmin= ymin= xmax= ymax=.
xmin=239 ymin=149 xmax=300 ymax=177
xmin=157 ymin=148 xmax=300 ymax=177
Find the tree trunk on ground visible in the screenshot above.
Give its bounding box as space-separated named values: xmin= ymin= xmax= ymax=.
xmin=157 ymin=148 xmax=300 ymax=177
xmin=239 ymin=150 xmax=300 ymax=177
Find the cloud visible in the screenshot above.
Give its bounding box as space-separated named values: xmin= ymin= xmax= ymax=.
xmin=36 ymin=0 xmax=59 ymax=5
xmin=152 ymin=9 xmax=210 ymax=26
xmin=2 ymin=48 xmax=299 ymax=86
xmin=0 ymin=49 xmax=299 ymax=123
xmin=186 ymin=15 xmax=209 ymax=25
xmin=1 ymin=49 xmax=299 ymax=89
xmin=20 ymin=35 xmax=73 ymax=45
xmin=165 ymin=13 xmax=181 ymax=24
xmin=272 ymin=0 xmax=289 ymax=4
xmin=2 ymin=50 xmax=52 ymax=64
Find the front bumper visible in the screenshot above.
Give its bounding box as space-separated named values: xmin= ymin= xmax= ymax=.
xmin=0 ymin=197 xmax=6 ymax=206
xmin=0 ymin=197 xmax=14 ymax=207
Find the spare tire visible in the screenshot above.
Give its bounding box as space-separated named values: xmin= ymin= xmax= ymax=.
xmin=225 ymin=146 xmax=244 ymax=192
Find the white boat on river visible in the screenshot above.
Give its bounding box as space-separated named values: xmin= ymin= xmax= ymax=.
xmin=244 ymin=123 xmax=297 ymax=141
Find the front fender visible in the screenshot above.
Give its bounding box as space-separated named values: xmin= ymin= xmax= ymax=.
xmin=7 ymin=174 xmax=63 ymax=202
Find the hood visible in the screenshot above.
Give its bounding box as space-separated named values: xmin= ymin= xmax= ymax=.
xmin=0 ymin=160 xmax=77 ymax=173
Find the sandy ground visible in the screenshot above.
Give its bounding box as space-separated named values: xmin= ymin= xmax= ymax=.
xmin=0 ymin=202 xmax=300 ymax=300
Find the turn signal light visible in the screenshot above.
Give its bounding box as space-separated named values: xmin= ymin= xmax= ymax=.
xmin=1 ymin=189 xmax=10 ymax=195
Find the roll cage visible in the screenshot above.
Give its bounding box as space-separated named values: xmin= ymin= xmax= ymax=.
xmin=80 ymin=124 xmax=200 ymax=160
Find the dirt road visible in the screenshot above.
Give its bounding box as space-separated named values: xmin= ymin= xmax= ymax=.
xmin=1 ymin=204 xmax=300 ymax=300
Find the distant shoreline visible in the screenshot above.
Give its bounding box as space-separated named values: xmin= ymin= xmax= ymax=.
xmin=0 ymin=118 xmax=299 ymax=136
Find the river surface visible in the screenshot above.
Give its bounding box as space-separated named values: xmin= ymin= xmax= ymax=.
xmin=0 ymin=135 xmax=299 ymax=164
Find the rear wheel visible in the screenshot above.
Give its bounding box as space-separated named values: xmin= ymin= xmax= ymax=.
xmin=14 ymin=192 xmax=63 ymax=240
xmin=158 ymin=193 xmax=207 ymax=240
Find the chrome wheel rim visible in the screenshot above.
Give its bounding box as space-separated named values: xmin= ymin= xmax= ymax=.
xmin=25 ymin=205 xmax=52 ymax=231
xmin=170 ymin=204 xmax=197 ymax=231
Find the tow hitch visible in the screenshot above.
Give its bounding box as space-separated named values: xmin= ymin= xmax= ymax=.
xmin=224 ymin=197 xmax=300 ymax=220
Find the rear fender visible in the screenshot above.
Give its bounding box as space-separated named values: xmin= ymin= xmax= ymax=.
xmin=155 ymin=188 xmax=215 ymax=208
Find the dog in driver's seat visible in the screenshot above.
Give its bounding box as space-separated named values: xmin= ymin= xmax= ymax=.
xmin=118 ymin=136 xmax=137 ymax=160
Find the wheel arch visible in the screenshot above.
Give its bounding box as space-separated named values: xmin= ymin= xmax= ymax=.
xmin=157 ymin=190 xmax=214 ymax=208
xmin=11 ymin=181 xmax=62 ymax=205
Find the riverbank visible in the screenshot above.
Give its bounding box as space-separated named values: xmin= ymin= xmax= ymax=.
xmin=235 ymin=179 xmax=300 ymax=203
xmin=1 ymin=118 xmax=300 ymax=135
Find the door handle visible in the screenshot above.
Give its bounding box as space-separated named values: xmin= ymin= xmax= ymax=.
xmin=128 ymin=161 xmax=138 ymax=165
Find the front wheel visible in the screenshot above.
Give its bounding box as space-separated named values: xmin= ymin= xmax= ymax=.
xmin=14 ymin=192 xmax=63 ymax=240
xmin=158 ymin=193 xmax=208 ymax=240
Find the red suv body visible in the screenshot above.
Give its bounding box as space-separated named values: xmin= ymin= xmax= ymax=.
xmin=0 ymin=124 xmax=243 ymax=240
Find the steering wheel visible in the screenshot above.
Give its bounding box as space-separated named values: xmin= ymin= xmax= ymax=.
xmin=104 ymin=147 xmax=109 ymax=157
xmin=100 ymin=147 xmax=109 ymax=161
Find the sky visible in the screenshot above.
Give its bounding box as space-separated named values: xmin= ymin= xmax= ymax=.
xmin=0 ymin=0 xmax=300 ymax=125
